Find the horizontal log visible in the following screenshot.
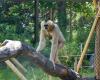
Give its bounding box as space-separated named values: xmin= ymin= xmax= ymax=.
xmin=0 ymin=40 xmax=81 ymax=80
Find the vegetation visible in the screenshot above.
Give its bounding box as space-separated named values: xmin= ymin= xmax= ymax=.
xmin=0 ymin=0 xmax=96 ymax=80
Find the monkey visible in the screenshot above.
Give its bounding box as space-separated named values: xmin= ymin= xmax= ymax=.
xmin=36 ymin=20 xmax=65 ymax=66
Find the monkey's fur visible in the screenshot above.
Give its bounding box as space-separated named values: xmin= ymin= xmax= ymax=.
xmin=36 ymin=20 xmax=65 ymax=66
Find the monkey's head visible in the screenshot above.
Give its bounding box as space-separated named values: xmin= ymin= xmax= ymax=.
xmin=44 ymin=20 xmax=55 ymax=32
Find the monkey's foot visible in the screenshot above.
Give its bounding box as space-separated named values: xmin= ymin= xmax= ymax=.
xmin=50 ymin=60 xmax=56 ymax=70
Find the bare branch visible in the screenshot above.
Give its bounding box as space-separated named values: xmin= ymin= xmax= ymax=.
xmin=0 ymin=40 xmax=80 ymax=80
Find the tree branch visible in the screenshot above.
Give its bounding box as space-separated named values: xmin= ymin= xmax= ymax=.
xmin=0 ymin=40 xmax=80 ymax=80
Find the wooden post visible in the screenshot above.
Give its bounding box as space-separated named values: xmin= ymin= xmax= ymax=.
xmin=5 ymin=60 xmax=27 ymax=80
xmin=80 ymin=43 xmax=83 ymax=53
xmin=74 ymin=57 xmax=77 ymax=71
xmin=76 ymin=8 xmax=100 ymax=72
xmin=11 ymin=58 xmax=27 ymax=73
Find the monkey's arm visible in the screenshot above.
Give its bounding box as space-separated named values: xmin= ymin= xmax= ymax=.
xmin=36 ymin=30 xmax=46 ymax=52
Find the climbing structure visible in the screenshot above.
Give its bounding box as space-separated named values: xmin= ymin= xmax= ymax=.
xmin=76 ymin=0 xmax=100 ymax=79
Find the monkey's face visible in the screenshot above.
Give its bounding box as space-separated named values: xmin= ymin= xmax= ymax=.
xmin=44 ymin=20 xmax=55 ymax=32
xmin=44 ymin=24 xmax=48 ymax=30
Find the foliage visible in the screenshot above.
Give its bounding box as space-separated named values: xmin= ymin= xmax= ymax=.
xmin=0 ymin=0 xmax=96 ymax=79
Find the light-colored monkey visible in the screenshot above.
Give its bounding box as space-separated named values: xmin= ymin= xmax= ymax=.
xmin=36 ymin=20 xmax=65 ymax=66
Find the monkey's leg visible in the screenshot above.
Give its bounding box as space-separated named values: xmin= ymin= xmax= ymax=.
xmin=50 ymin=49 xmax=59 ymax=69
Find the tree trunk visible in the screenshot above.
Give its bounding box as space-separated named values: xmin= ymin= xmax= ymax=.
xmin=94 ymin=16 xmax=100 ymax=80
xmin=69 ymin=0 xmax=73 ymax=41
xmin=0 ymin=40 xmax=80 ymax=80
xmin=33 ymin=0 xmax=39 ymax=44
xmin=56 ymin=0 xmax=67 ymax=31
xmin=94 ymin=1 xmax=100 ymax=79
xmin=45 ymin=8 xmax=54 ymax=21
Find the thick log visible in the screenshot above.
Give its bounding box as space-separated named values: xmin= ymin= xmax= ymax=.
xmin=0 ymin=40 xmax=80 ymax=80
